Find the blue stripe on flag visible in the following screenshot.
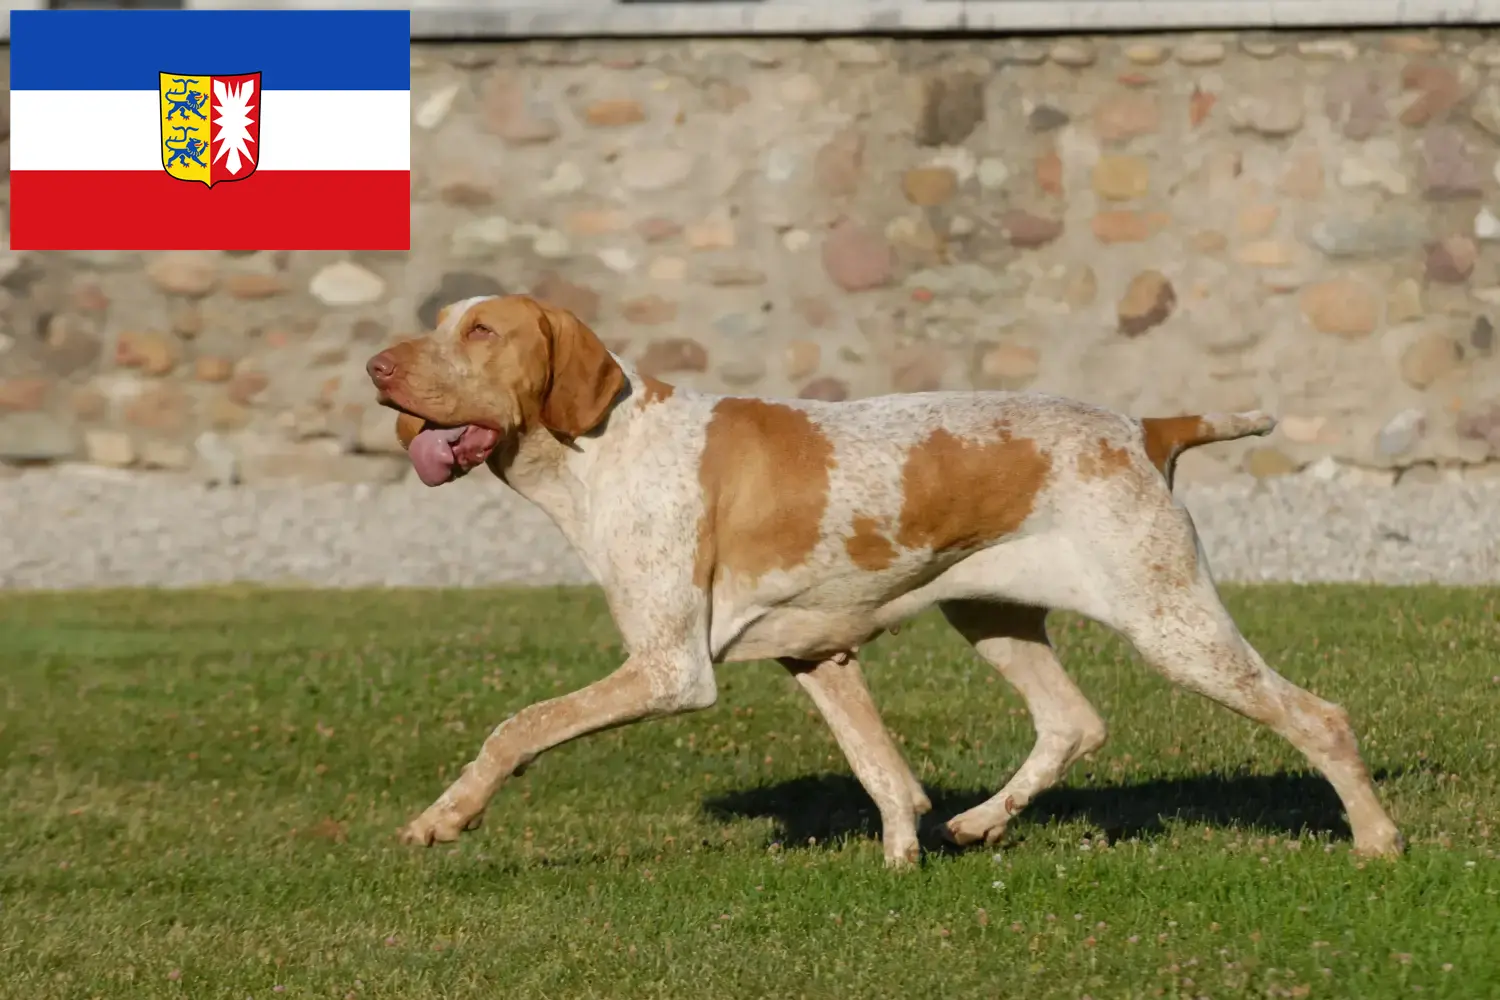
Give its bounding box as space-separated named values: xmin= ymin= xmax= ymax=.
xmin=10 ymin=10 xmax=411 ymax=91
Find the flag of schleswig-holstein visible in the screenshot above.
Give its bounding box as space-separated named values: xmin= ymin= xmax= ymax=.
xmin=9 ymin=9 xmax=411 ymax=251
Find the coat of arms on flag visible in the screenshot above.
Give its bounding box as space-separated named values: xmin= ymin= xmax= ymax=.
xmin=158 ymin=72 xmax=262 ymax=187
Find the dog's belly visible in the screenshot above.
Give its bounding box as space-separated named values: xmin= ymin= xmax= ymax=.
xmin=714 ymin=605 xmax=888 ymax=664
xmin=710 ymin=555 xmax=963 ymax=664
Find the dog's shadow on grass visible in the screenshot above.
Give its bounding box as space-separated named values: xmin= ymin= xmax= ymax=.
xmin=703 ymin=769 xmax=1409 ymax=851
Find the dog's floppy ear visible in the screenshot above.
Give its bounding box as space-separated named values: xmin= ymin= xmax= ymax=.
xmin=537 ymin=304 xmax=626 ymax=439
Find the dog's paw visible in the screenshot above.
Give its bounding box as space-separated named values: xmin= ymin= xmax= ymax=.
xmin=884 ymin=836 xmax=921 ymax=870
xmin=398 ymin=806 xmax=483 ymax=846
xmin=942 ymin=804 xmax=1013 ymax=847
xmin=1353 ymin=822 xmax=1405 ymax=860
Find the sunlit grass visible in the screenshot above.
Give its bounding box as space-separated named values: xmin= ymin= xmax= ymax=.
xmin=1 ymin=585 xmax=1496 ymax=998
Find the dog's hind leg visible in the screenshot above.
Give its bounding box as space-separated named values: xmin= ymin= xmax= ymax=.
xmin=1108 ymin=557 xmax=1403 ymax=855
xmin=1085 ymin=485 xmax=1403 ymax=857
xmin=937 ymin=601 xmax=1108 ymax=846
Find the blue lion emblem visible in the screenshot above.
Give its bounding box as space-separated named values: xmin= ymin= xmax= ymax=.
xmin=163 ymin=78 xmax=208 ymax=121
xmin=164 ymin=125 xmax=207 ymax=169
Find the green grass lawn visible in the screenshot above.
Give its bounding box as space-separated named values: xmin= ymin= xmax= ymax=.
xmin=1 ymin=586 xmax=1496 ymax=1000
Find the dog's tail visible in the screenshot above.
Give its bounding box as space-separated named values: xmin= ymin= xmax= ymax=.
xmin=1139 ymin=411 xmax=1277 ymax=490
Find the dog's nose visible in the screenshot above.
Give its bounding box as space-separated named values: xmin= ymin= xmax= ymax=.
xmin=366 ymin=351 xmax=397 ymax=384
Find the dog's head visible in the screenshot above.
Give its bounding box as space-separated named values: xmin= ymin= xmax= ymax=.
xmin=366 ymin=294 xmax=625 ymax=486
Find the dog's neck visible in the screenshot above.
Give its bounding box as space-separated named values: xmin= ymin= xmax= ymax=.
xmin=488 ymin=360 xmax=649 ymax=561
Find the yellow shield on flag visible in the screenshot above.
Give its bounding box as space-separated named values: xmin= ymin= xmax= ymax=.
xmin=159 ymin=72 xmax=262 ymax=188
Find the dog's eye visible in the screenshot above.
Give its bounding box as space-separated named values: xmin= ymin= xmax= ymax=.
xmin=466 ymin=324 xmax=495 ymax=342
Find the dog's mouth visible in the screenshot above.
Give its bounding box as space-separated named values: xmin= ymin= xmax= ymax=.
xmin=408 ymin=423 xmax=502 ymax=487
xmin=388 ymin=402 xmax=502 ymax=487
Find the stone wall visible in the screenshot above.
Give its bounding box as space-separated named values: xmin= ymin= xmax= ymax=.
xmin=3 ymin=29 xmax=1500 ymax=486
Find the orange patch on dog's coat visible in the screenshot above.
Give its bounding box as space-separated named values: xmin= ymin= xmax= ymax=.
xmin=845 ymin=515 xmax=898 ymax=571
xmin=896 ymin=425 xmax=1051 ymax=553
xmin=1075 ymin=436 xmax=1134 ymax=480
xmin=695 ymin=399 xmax=836 ymax=589
xmin=1140 ymin=415 xmax=1212 ymax=487
xmin=639 ymin=376 xmax=676 ymax=407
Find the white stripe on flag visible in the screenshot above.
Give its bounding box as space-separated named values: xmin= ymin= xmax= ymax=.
xmin=10 ymin=90 xmax=411 ymax=171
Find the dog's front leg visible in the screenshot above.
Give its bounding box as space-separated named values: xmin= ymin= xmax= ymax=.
xmin=400 ymin=649 xmax=716 ymax=846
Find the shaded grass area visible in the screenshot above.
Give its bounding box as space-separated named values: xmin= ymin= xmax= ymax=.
xmin=1 ymin=585 xmax=1497 ymax=999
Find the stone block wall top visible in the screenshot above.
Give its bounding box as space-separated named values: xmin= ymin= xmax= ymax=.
xmin=5 ymin=0 xmax=1500 ymax=41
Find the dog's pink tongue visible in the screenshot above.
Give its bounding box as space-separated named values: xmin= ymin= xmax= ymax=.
xmin=408 ymin=426 xmax=465 ymax=486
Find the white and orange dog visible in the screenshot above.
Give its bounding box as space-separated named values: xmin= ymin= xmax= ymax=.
xmin=365 ymin=294 xmax=1402 ymax=867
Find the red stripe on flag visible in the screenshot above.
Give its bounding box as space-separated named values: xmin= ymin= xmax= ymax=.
xmin=10 ymin=170 xmax=411 ymax=251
